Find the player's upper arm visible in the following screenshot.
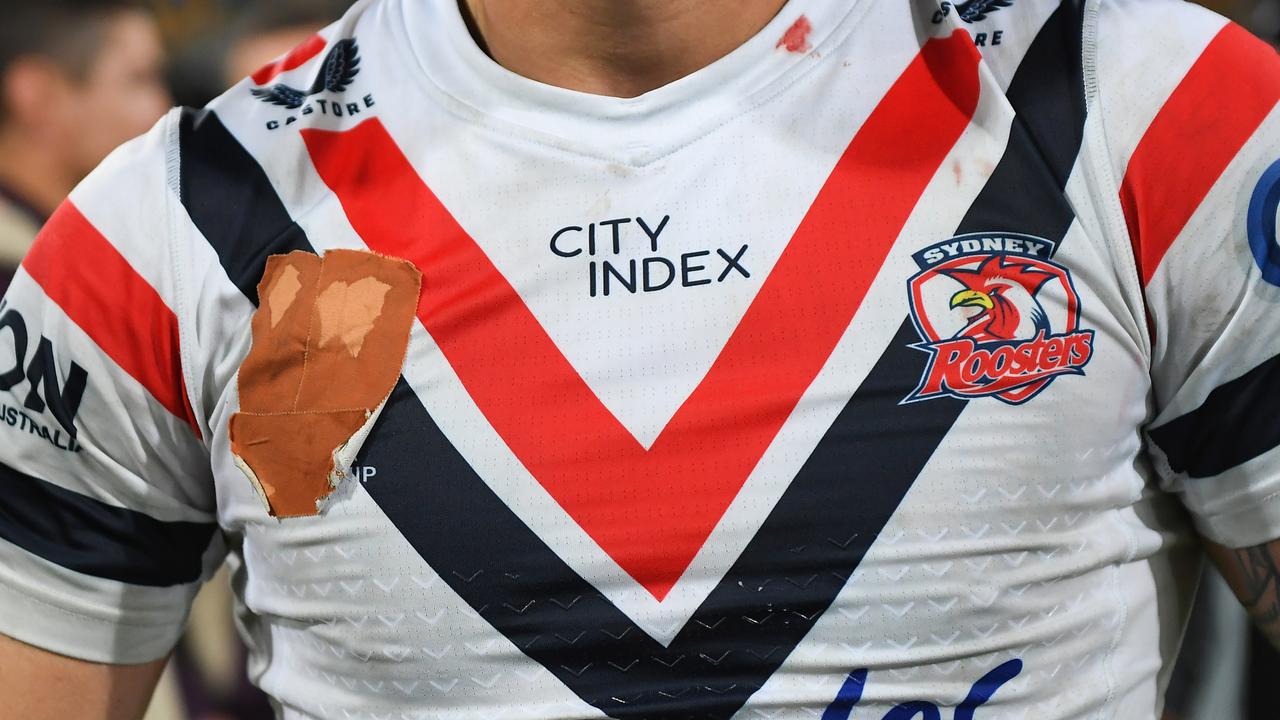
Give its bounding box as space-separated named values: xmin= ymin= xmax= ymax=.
xmin=0 ymin=112 xmax=222 ymax=681
xmin=0 ymin=632 xmax=168 ymax=720
xmin=1092 ymin=0 xmax=1280 ymax=549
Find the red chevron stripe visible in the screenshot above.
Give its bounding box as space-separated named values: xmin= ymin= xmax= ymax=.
xmin=22 ymin=202 xmax=200 ymax=437
xmin=1121 ymin=22 xmax=1280 ymax=287
xmin=303 ymin=30 xmax=980 ymax=599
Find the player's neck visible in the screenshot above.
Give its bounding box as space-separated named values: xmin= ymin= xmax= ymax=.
xmin=0 ymin=129 xmax=75 ymax=219
xmin=458 ymin=0 xmax=789 ymax=98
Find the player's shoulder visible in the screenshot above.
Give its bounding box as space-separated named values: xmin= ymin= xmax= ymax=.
xmin=176 ymin=0 xmax=403 ymax=242
xmin=73 ymin=110 xmax=173 ymax=207
xmin=957 ymin=0 xmax=1242 ymax=80
xmin=72 ymin=0 xmax=392 ymax=224
xmin=1093 ymin=0 xmax=1227 ymax=35
xmin=917 ymin=1 xmax=1224 ymax=102
xmin=1089 ymin=0 xmax=1276 ymax=158
xmin=204 ymin=0 xmax=406 ymax=133
xmin=50 ymin=109 xmax=178 ymax=284
xmin=1088 ymin=0 xmax=1279 ymax=94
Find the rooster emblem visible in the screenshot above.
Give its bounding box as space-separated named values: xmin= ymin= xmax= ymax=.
xmin=251 ymin=39 xmax=360 ymax=110
xmin=941 ymin=255 xmax=1054 ymax=342
xmin=903 ymin=232 xmax=1095 ymax=405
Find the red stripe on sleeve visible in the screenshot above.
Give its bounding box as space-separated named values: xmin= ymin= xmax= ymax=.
xmin=21 ymin=202 xmax=201 ymax=437
xmin=1120 ymin=22 xmax=1280 ymax=286
xmin=250 ymin=34 xmax=326 ymax=85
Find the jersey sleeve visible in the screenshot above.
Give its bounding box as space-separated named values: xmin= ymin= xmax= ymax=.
xmin=1094 ymin=0 xmax=1280 ymax=548
xmin=0 ymin=112 xmax=223 ymax=664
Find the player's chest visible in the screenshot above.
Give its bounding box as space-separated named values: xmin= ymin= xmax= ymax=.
xmin=217 ymin=147 xmax=1149 ymax=589
xmin=210 ymin=95 xmax=1154 ymax=714
xmin=216 ymin=115 xmax=1150 ymax=580
xmin=209 ymin=193 xmax=1149 ymax=717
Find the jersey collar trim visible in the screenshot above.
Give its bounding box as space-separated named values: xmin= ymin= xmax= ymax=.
xmin=397 ymin=0 xmax=866 ymax=164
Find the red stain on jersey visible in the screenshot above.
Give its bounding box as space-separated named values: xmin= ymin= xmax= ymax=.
xmin=302 ymin=30 xmax=981 ymax=600
xmin=251 ymin=34 xmax=326 ymax=85
xmin=777 ymin=15 xmax=813 ymax=54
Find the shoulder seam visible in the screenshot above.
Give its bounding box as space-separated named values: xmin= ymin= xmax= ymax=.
xmin=1081 ymin=0 xmax=1154 ymax=365
xmin=163 ymin=110 xmax=208 ymax=445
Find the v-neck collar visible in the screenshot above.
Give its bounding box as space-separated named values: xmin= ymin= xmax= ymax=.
xmin=396 ymin=0 xmax=867 ymax=165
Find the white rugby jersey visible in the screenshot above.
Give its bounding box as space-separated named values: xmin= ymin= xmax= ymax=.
xmin=2 ymin=0 xmax=1279 ymax=717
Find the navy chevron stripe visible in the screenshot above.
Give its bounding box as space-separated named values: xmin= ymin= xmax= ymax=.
xmin=0 ymin=461 xmax=216 ymax=586
xmin=178 ymin=3 xmax=1087 ymax=716
xmin=358 ymin=0 xmax=1086 ymax=704
xmin=178 ymin=109 xmax=311 ymax=303
xmin=1150 ymin=354 xmax=1280 ymax=478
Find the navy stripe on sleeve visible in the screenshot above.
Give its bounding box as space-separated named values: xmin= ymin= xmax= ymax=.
xmin=0 ymin=462 xmax=217 ymax=587
xmin=1150 ymin=354 xmax=1280 ymax=478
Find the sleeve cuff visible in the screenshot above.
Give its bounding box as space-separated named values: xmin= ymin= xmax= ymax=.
xmin=1173 ymin=441 xmax=1280 ymax=549
xmin=0 ymin=537 xmax=195 ymax=664
xmin=1191 ymin=488 xmax=1280 ymax=550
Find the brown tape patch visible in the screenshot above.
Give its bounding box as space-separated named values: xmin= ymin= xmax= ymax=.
xmin=268 ymin=264 xmax=303 ymax=328
xmin=230 ymin=249 xmax=421 ymax=518
xmin=316 ymin=276 xmax=391 ymax=358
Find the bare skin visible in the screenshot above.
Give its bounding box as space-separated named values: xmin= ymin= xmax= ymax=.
xmin=0 ymin=633 xmax=167 ymax=720
xmin=459 ymin=0 xmax=788 ymax=98
xmin=1207 ymin=539 xmax=1280 ymax=648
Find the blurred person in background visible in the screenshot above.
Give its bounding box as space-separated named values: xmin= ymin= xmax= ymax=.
xmin=222 ymin=3 xmax=357 ymax=89
xmin=1202 ymin=0 xmax=1280 ymax=43
xmin=0 ymin=0 xmax=169 ymax=298
xmin=156 ymin=0 xmax=356 ymax=110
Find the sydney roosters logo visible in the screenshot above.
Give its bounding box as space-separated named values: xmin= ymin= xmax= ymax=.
xmin=904 ymin=233 xmax=1094 ymax=405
